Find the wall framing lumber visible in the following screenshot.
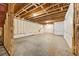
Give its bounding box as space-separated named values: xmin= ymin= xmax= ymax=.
xmin=73 ymin=3 xmax=79 ymax=55
xmin=4 ymin=3 xmax=14 ymax=56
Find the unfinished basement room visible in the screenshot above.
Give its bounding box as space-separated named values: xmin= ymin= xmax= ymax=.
xmin=0 ymin=3 xmax=79 ymax=56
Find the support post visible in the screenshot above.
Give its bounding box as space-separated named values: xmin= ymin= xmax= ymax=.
xmin=4 ymin=3 xmax=14 ymax=56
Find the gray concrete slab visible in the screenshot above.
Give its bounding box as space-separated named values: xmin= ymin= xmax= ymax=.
xmin=14 ymin=33 xmax=73 ymax=56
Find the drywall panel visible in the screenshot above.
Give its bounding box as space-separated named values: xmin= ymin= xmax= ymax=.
xmin=53 ymin=21 xmax=64 ymax=35
xmin=43 ymin=24 xmax=54 ymax=33
xmin=14 ymin=18 xmax=43 ymax=38
xmin=64 ymin=4 xmax=73 ymax=48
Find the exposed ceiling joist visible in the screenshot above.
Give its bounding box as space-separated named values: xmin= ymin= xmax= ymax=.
xmin=25 ymin=5 xmax=68 ymax=19
xmin=15 ymin=3 xmax=31 ymax=16
xmin=16 ymin=3 xmax=46 ymax=17
xmin=14 ymin=3 xmax=69 ymax=24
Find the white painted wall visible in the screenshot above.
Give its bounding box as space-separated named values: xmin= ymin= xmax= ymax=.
xmin=42 ymin=21 xmax=64 ymax=35
xmin=14 ymin=18 xmax=43 ymax=38
xmin=64 ymin=4 xmax=73 ymax=48
xmin=53 ymin=21 xmax=64 ymax=35
xmin=43 ymin=24 xmax=54 ymax=33
xmin=41 ymin=21 xmax=64 ymax=35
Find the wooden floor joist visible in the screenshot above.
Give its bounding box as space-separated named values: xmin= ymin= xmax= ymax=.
xmin=13 ymin=3 xmax=69 ymax=24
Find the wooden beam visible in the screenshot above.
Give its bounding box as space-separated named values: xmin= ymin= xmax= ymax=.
xmin=19 ymin=4 xmax=56 ymax=18
xmin=24 ymin=4 xmax=69 ymax=19
xmin=73 ymin=3 xmax=79 ymax=55
xmin=15 ymin=4 xmax=46 ymax=17
xmin=27 ymin=15 xmax=65 ymax=24
xmin=28 ymin=11 xmax=66 ymax=20
xmin=36 ymin=19 xmax=64 ymax=24
xmin=15 ymin=4 xmax=31 ymax=16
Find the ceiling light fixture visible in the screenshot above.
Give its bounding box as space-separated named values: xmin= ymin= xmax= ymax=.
xmin=32 ymin=13 xmax=37 ymax=16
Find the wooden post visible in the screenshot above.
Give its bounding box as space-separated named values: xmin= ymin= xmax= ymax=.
xmin=4 ymin=3 xmax=14 ymax=56
xmin=72 ymin=3 xmax=76 ymax=55
xmin=73 ymin=3 xmax=79 ymax=55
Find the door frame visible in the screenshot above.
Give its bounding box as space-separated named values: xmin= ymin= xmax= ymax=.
xmin=3 ymin=3 xmax=15 ymax=56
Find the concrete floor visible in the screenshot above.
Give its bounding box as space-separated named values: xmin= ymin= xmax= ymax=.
xmin=14 ymin=33 xmax=73 ymax=56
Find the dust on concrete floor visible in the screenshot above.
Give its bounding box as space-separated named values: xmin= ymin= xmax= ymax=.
xmin=14 ymin=33 xmax=74 ymax=56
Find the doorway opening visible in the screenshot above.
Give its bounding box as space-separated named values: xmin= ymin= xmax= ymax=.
xmin=2 ymin=3 xmax=77 ymax=56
